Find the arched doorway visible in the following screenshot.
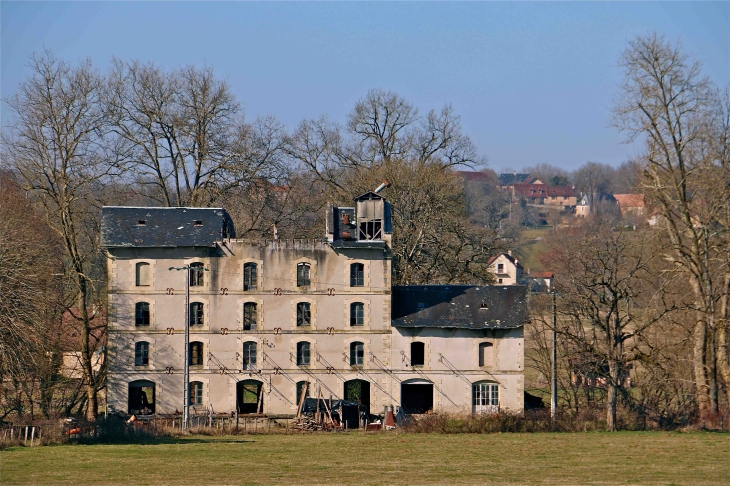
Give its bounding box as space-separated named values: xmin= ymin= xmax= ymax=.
xmin=401 ymin=378 xmax=433 ymax=414
xmin=343 ymin=379 xmax=370 ymax=409
xmin=128 ymin=380 xmax=156 ymax=415
xmin=237 ymin=380 xmax=264 ymax=414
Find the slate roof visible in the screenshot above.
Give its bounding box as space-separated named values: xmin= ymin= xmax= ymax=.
xmin=499 ymin=173 xmax=532 ymax=186
xmin=101 ymin=207 xmax=235 ymax=248
xmin=392 ymin=285 xmax=529 ymax=329
xmin=457 ymin=171 xmax=492 ymax=182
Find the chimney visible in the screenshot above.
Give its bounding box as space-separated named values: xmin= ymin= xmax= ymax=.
xmin=374 ymin=179 xmax=391 ymax=194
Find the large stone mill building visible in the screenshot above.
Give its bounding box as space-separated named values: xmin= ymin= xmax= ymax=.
xmin=101 ymin=192 xmax=528 ymax=420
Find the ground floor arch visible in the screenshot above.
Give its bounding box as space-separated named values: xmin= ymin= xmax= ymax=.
xmin=237 ymin=379 xmax=264 ymax=414
xmin=400 ymin=379 xmax=433 ymax=414
xmin=343 ymin=379 xmax=371 ymax=410
xmin=128 ymin=380 xmax=156 ymax=415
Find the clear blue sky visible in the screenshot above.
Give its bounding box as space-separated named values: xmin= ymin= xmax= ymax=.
xmin=2 ymin=1 xmax=728 ymax=172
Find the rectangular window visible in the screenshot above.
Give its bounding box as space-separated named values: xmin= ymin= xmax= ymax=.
xmin=350 ymin=342 xmax=364 ymax=366
xmin=243 ymin=303 xmax=257 ymax=330
xmin=297 ymin=263 xmax=311 ymax=287
xmin=189 ymin=342 xmax=204 ymax=366
xmin=297 ymin=342 xmax=310 ymax=366
xmin=411 ymin=342 xmax=425 ymax=367
xmin=135 ymin=302 xmax=150 ymax=327
xmin=243 ymin=263 xmax=258 ymax=291
xmin=350 ymin=302 xmax=364 ymax=326
xmin=189 ymin=382 xmax=203 ymax=405
xmin=134 ymin=342 xmax=149 ymax=366
xmin=296 ymin=302 xmax=311 ymax=327
xmin=497 ymin=263 xmax=504 ymax=272
xmin=190 ymin=302 xmax=204 ymax=327
xmin=189 ymin=263 xmax=204 ymax=287
xmin=350 ymin=263 xmax=364 ymax=287
xmin=243 ymin=342 xmax=257 ymax=371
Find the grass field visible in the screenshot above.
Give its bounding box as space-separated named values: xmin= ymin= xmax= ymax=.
xmin=2 ymin=432 xmax=728 ymax=485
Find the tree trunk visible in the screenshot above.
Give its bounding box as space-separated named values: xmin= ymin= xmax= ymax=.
xmin=78 ymin=278 xmax=98 ymax=421
xmin=693 ymin=320 xmax=711 ymax=420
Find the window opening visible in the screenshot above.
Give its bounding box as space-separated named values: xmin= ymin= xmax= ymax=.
xmin=350 ymin=263 xmax=364 ymax=287
xmin=135 ymin=302 xmax=150 ymax=326
xmin=243 ymin=262 xmax=258 ymax=291
xmin=193 ymin=220 xmax=203 ymax=226
xmin=472 ymin=382 xmax=499 ymax=414
xmin=190 ymin=302 xmax=204 ymax=326
xmin=297 ymin=263 xmax=311 ymax=287
xmin=296 ymin=381 xmax=310 ymax=405
xmin=358 ymin=220 xmax=382 ymax=240
xmin=189 ymin=381 xmax=203 ymax=405
xmin=296 ymin=302 xmax=311 ymax=327
xmin=479 ymin=342 xmax=494 ymax=367
xmin=242 ymin=341 xmax=257 ymax=371
xmin=135 ymin=341 xmax=149 ymax=366
xmin=128 ymin=380 xmax=155 ymax=415
xmin=350 ymin=302 xmax=364 ymax=326
xmin=296 ymin=342 xmax=311 ymax=366
xmin=136 ymin=262 xmax=151 ymax=286
xmin=189 ymin=341 xmax=204 ymax=366
xmin=243 ymin=302 xmax=257 ymax=330
xmin=137 ymin=220 xmax=146 ymax=226
xmin=411 ymin=342 xmax=425 ymax=366
xmin=237 ymin=380 xmax=263 ymax=414
xmin=350 ymin=341 xmax=364 ymax=366
xmin=189 ymin=262 xmax=204 ymax=286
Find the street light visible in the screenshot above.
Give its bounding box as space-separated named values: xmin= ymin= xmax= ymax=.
xmin=551 ymin=290 xmax=558 ymax=423
xmin=168 ymin=264 xmax=208 ymax=431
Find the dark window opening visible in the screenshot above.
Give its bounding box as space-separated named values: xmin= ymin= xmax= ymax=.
xmin=236 ymin=380 xmax=263 ymax=414
xmin=243 ymin=341 xmax=257 ymax=371
xmin=296 ymin=342 xmax=310 ymax=366
xmin=189 ymin=381 xmax=203 ymax=406
xmin=359 ymin=220 xmax=382 ymax=240
xmin=189 ymin=262 xmax=204 ymax=286
xmin=137 ymin=220 xmax=146 ymax=226
xmin=243 ymin=262 xmax=258 ymax=291
xmin=411 ymin=342 xmax=425 ymax=367
xmin=135 ymin=302 xmax=150 ymax=326
xmin=128 ymin=380 xmax=155 ymax=415
xmin=401 ymin=383 xmax=433 ymax=414
xmin=350 ymin=302 xmax=364 ymax=326
xmin=297 ymin=263 xmax=311 ymax=287
xmin=350 ymin=341 xmax=364 ymax=366
xmin=296 ymin=302 xmax=311 ymax=327
xmin=189 ymin=341 xmax=204 ymax=366
xmin=344 ymin=379 xmax=371 ymax=410
xmin=193 ymin=220 xmax=203 ymax=226
xmin=243 ymin=302 xmax=257 ymax=330
xmin=190 ymin=302 xmax=204 ymax=326
xmin=135 ymin=341 xmax=149 ymax=366
xmin=350 ymin=263 xmax=364 ymax=287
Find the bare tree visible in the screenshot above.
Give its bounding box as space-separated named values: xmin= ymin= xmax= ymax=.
xmin=3 ymin=51 xmax=114 ymax=420
xmin=613 ymin=34 xmax=730 ymax=418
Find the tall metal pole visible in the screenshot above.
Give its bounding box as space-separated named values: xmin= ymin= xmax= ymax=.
xmin=183 ymin=266 xmax=190 ymax=431
xmin=551 ymin=291 xmax=557 ymax=422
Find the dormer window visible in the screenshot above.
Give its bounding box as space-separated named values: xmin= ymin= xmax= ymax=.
xmin=137 ymin=220 xmax=146 ymax=226
xmin=193 ymin=220 xmax=203 ymax=226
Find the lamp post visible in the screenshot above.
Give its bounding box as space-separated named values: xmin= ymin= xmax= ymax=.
xmin=169 ymin=265 xmax=191 ymax=430
xmin=551 ymin=290 xmax=558 ymax=422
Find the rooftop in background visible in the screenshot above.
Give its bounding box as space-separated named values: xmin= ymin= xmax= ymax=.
xmin=101 ymin=207 xmax=235 ymax=248
xmin=499 ymin=173 xmax=532 ymax=187
xmin=391 ymin=285 xmax=528 ymax=329
xmin=613 ymin=194 xmax=645 ymax=209
xmin=457 ymin=171 xmax=492 ymax=182
xmin=512 ymin=184 xmax=576 ymax=198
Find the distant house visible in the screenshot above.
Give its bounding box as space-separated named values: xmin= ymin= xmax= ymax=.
xmin=499 ymin=173 xmax=536 ymax=188
xmin=488 ymin=252 xmax=524 ymax=285
xmin=512 ymin=184 xmax=577 ymax=209
xmin=613 ymin=194 xmax=645 ymax=217
xmin=575 ymin=195 xmax=590 ymax=218
xmin=527 ymin=271 xmax=554 ymax=292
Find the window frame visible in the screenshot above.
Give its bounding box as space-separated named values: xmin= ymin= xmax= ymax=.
xmin=190 ymin=302 xmax=204 ymax=327
xmin=243 ymin=262 xmax=258 ymax=291
xmin=243 ymin=302 xmax=257 ymax=330
xmin=189 ymin=262 xmax=204 ymax=287
xmin=242 ymin=341 xmax=257 ymax=371
xmin=350 ymin=263 xmax=364 ymax=287
xmin=189 ymin=341 xmax=204 ymax=366
xmin=134 ymin=341 xmax=149 ymax=366
xmin=296 ymin=263 xmax=311 ymax=287
xmin=135 ymin=302 xmax=150 ymax=327
xmin=296 ymin=302 xmax=311 ymax=327
xmin=350 ymin=341 xmax=364 ymax=366
xmin=350 ymin=302 xmax=364 ymax=327
xmin=296 ymin=342 xmax=311 ymax=366
xmin=189 ymin=381 xmax=203 ymax=406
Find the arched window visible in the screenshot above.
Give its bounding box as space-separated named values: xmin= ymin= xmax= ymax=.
xmin=243 ymin=341 xmax=257 ymax=370
xmin=296 ymin=302 xmax=311 ymax=327
xmin=128 ymin=380 xmax=155 ymax=415
xmin=189 ymin=262 xmax=204 ymax=286
xmin=189 ymin=381 xmax=203 ymax=405
xmin=350 ymin=341 xmax=364 ymax=366
xmin=134 ymin=342 xmax=149 ymax=366
xmin=296 ymin=342 xmax=310 ymax=366
xmin=189 ymin=341 xmax=204 ymax=366
xmin=190 ymin=302 xmax=204 ymax=326
xmin=296 ymin=263 xmax=311 ymax=287
xmin=243 ymin=302 xmax=257 ymax=330
xmin=296 ymin=381 xmax=310 ymax=405
xmin=472 ymin=382 xmax=499 ymax=414
xmin=350 ymin=263 xmax=364 ymax=287
xmin=243 ymin=262 xmax=258 ymax=291
xmin=411 ymin=342 xmax=425 ymax=367
xmin=135 ymin=302 xmax=150 ymax=327
xmin=479 ymin=342 xmax=494 ymax=367
xmin=350 ymin=302 xmax=364 ymax=326
xmin=136 ymin=262 xmax=151 ymax=286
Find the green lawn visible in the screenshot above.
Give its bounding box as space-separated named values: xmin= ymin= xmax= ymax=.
xmin=2 ymin=432 xmax=728 ymax=485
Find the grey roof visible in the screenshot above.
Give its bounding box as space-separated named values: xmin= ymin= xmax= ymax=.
xmin=101 ymin=207 xmax=235 ymax=248
xmin=392 ymin=285 xmax=529 ymax=329
xmin=499 ymin=173 xmax=532 ymax=186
